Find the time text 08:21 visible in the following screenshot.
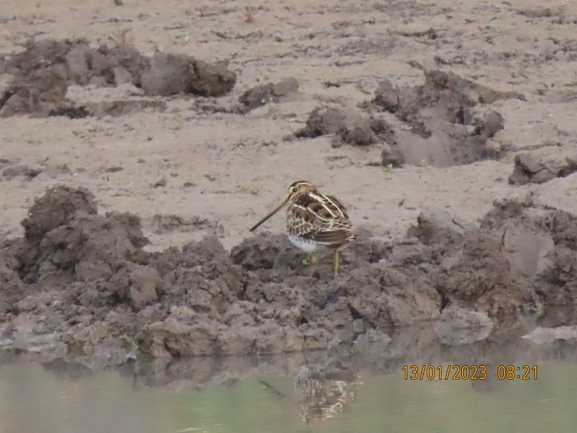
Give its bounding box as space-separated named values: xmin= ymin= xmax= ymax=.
xmin=402 ymin=365 xmax=538 ymax=381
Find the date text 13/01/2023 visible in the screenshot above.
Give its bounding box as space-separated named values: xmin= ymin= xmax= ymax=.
xmin=402 ymin=365 xmax=538 ymax=381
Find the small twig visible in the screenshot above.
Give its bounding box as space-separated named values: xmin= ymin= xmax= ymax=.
xmin=245 ymin=6 xmax=254 ymax=23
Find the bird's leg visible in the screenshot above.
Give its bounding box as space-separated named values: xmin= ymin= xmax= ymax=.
xmin=310 ymin=253 xmax=318 ymax=276
xmin=334 ymin=250 xmax=340 ymax=277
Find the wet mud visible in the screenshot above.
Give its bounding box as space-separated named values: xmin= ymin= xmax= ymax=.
xmin=1 ymin=186 xmax=577 ymax=364
xmin=4 ymin=322 xmax=577 ymax=419
xmin=1 ymin=0 xmax=577 ymax=371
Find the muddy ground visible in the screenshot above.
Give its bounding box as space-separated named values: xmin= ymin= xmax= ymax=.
xmin=1 ymin=0 xmax=577 ymax=364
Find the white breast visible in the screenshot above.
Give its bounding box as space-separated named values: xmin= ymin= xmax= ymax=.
xmin=288 ymin=235 xmax=319 ymax=253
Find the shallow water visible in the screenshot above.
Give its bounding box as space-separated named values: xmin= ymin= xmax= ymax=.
xmin=1 ymin=343 xmax=577 ymax=433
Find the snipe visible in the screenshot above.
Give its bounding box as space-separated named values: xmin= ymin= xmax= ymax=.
xmin=250 ymin=180 xmax=354 ymax=276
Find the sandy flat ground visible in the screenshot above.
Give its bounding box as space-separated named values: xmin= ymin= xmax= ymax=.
xmin=1 ymin=0 xmax=577 ymax=251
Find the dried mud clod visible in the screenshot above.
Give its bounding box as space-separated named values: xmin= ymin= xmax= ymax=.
xmin=21 ymin=185 xmax=98 ymax=245
xmin=231 ymin=232 xmax=295 ymax=272
xmin=1 ymin=187 xmax=577 ymax=362
xmin=237 ymin=77 xmax=299 ymax=113
xmin=367 ymin=69 xmax=522 ymax=167
xmin=295 ymin=69 xmax=516 ymax=166
xmin=509 ymin=150 xmax=577 ymax=185
xmin=407 ymin=208 xmax=476 ymax=246
xmin=473 ymin=111 xmax=505 ymax=139
xmin=484 ymin=201 xmax=577 ymax=306
xmin=437 ymin=231 xmax=525 ymax=313
xmin=140 ymin=53 xmax=236 ymax=97
xmin=295 ymin=106 xmax=395 ymax=148
xmin=0 ymin=68 xmax=69 ymax=117
xmin=0 ymin=39 xmax=237 ymax=118
xmin=374 ymin=69 xmax=524 ymax=121
xmin=2 ymin=164 xmax=42 ymax=180
xmin=395 ymin=209 xmax=524 ymax=315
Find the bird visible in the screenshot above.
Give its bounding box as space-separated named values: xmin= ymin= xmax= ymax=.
xmin=249 ymin=180 xmax=354 ymax=276
xmin=294 ymin=365 xmax=362 ymax=424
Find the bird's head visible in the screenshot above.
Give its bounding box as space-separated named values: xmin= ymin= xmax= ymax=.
xmin=249 ymin=180 xmax=317 ymax=232
xmin=286 ymin=180 xmax=316 ymax=203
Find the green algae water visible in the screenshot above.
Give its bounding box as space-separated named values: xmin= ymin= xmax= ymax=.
xmin=0 ymin=357 xmax=576 ymax=433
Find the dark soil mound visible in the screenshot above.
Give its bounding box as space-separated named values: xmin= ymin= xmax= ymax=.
xmin=368 ymin=69 xmax=521 ymax=167
xmin=294 ymin=69 xmax=521 ymax=166
xmin=238 ymin=77 xmax=299 ymax=113
xmin=295 ymin=106 xmax=396 ymax=148
xmin=509 ymin=151 xmax=577 ymax=185
xmin=0 ymin=39 xmax=237 ymax=117
xmin=1 ymin=186 xmax=576 ymax=364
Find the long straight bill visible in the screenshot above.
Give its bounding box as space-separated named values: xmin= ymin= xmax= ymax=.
xmin=249 ymin=199 xmax=288 ymax=232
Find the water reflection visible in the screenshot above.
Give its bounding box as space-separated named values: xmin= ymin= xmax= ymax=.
xmin=2 ymin=322 xmax=577 ymax=432
xmin=293 ymin=365 xmax=362 ymax=424
xmin=29 ymin=320 xmax=577 ymax=396
xmin=257 ymin=363 xmax=363 ymax=424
